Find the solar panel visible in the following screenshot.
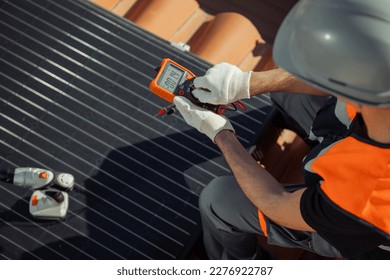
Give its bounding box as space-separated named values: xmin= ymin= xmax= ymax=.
xmin=0 ymin=0 xmax=275 ymax=259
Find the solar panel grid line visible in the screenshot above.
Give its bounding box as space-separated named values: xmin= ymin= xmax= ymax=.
xmin=0 ymin=84 xmax=201 ymax=224
xmin=0 ymin=50 xmax=226 ymax=183
xmin=37 ymin=0 xmax=164 ymax=68
xmin=0 ymin=163 xmax=180 ymax=259
xmin=233 ymin=107 xmax=270 ymax=128
xmin=0 ymin=152 xmax=195 ymax=246
xmin=0 ymin=5 xmax=158 ymax=96
xmin=2 ymin=0 xmax=263 ymax=148
xmin=0 ymin=8 xmax=231 ymax=171
xmin=70 ymin=0 xmax=213 ymax=70
xmin=0 ymin=251 xmax=11 ymax=260
xmin=40 ymin=2 xmax=272 ymax=127
xmin=2 ymin=19 xmax=90 ymax=71
xmin=0 ymin=31 xmax=200 ymax=149
xmin=1 ymin=59 xmax=219 ymax=195
xmin=0 ymin=190 xmax=98 ymax=259
xmin=0 ymin=136 xmax=180 ymax=259
xmin=0 ymin=11 xmax=252 ymax=154
xmin=0 ymin=203 xmax=97 ymax=260
xmin=0 ymin=93 xmax=201 ymax=212
xmin=1 ymin=105 xmax=218 ymax=258
xmin=0 ymin=193 xmax=142 ymax=259
xmin=0 ymin=137 xmax=201 ymax=249
xmin=0 ymin=87 xmax=210 ymax=212
xmin=34 ymin=0 xmax=270 ymax=132
xmin=230 ymin=102 xmax=275 ymax=143
xmin=0 ymin=189 xmax=159 ymax=259
xmin=16 ymin=0 xmax=159 ymax=69
xmin=0 ymin=110 xmax=201 ymax=242
xmin=64 ymin=201 xmax=178 ymax=259
xmin=0 ymin=29 xmax=198 ymax=160
xmin=0 ymin=100 xmax=201 ymax=236
xmin=0 ymin=8 xmax=158 ymax=101
xmin=64 ymin=209 xmax=163 ymax=259
xmin=0 ymin=93 xmax=200 ymax=222
xmin=0 ymin=49 xmax=217 ymax=188
xmin=67 ymin=1 xmax=273 ymax=117
xmin=1 ymin=202 xmax=124 ymax=260
xmin=1 ymin=98 xmax=200 ymax=258
xmin=0 ymin=222 xmax=44 ymax=259
xmin=255 ymin=95 xmax=273 ymax=107
xmin=0 ymin=113 xmax=196 ymax=242
xmin=0 ymin=186 xmax=173 ymax=261
xmin=0 ymin=214 xmax=54 ymax=260
xmin=230 ymin=117 xmax=258 ymax=136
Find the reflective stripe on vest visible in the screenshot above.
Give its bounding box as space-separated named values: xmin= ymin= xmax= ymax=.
xmin=335 ymin=101 xmax=357 ymax=128
xmin=379 ymin=245 xmax=390 ymax=251
xmin=305 ymin=136 xmax=390 ymax=235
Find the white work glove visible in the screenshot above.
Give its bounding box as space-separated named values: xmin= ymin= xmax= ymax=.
xmin=174 ymin=96 xmax=235 ymax=142
xmin=192 ymin=62 xmax=251 ymax=105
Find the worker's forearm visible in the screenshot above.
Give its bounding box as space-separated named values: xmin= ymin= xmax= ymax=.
xmin=214 ymin=131 xmax=287 ymax=217
xmin=249 ymin=68 xmax=327 ymax=96
xmin=214 ymin=130 xmax=313 ymax=231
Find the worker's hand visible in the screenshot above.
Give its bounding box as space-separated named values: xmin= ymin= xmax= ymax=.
xmin=192 ymin=62 xmax=251 ymax=105
xmin=174 ymin=96 xmax=235 ymax=142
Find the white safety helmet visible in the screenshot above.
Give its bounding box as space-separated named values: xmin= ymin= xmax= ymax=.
xmin=273 ymin=0 xmax=390 ymax=107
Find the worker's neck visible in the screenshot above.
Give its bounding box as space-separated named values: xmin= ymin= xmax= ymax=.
xmin=361 ymin=108 xmax=390 ymax=144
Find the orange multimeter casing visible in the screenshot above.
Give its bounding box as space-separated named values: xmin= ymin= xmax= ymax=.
xmin=149 ymin=58 xmax=196 ymax=103
xmin=150 ymin=58 xmax=246 ymax=116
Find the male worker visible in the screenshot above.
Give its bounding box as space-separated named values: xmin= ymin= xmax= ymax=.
xmin=173 ymin=0 xmax=390 ymax=259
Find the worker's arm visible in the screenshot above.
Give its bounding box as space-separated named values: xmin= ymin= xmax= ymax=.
xmin=173 ymin=96 xmax=314 ymax=231
xmin=250 ymin=68 xmax=326 ymax=96
xmin=214 ymin=130 xmax=314 ymax=231
xmin=192 ymin=63 xmax=328 ymax=105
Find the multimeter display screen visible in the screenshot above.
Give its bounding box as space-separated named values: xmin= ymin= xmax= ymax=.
xmin=158 ymin=63 xmax=185 ymax=93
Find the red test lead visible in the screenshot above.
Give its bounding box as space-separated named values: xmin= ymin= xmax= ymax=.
xmin=154 ymin=103 xmax=176 ymax=117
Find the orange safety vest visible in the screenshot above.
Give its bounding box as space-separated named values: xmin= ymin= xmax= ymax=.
xmin=258 ymin=99 xmax=356 ymax=236
xmin=307 ymin=136 xmax=390 ymax=235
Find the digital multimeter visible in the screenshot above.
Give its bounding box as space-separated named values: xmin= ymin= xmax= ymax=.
xmin=149 ymin=58 xmax=246 ymax=116
xmin=149 ymin=58 xmax=196 ymax=103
